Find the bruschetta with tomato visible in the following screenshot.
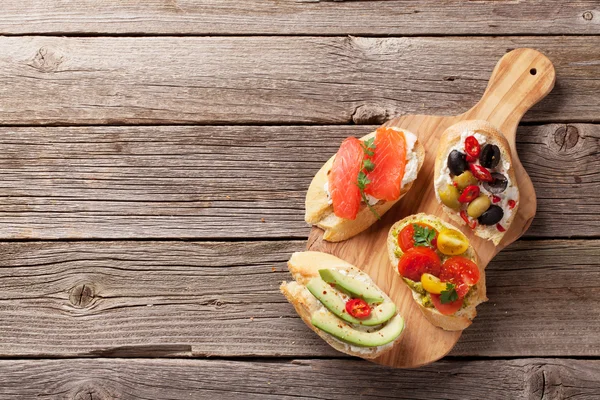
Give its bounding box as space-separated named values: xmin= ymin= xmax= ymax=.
xmin=280 ymin=251 xmax=405 ymax=359
xmin=306 ymin=126 xmax=425 ymax=242
xmin=387 ymin=213 xmax=487 ymax=331
xmin=434 ymin=120 xmax=520 ymax=245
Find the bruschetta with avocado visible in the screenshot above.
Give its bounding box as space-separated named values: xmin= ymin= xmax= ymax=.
xmin=280 ymin=251 xmax=404 ymax=359
xmin=305 ymin=126 xmax=425 ymax=242
xmin=387 ymin=213 xmax=487 ymax=331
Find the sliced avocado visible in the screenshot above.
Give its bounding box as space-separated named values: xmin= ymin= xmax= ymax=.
xmin=306 ymin=278 xmax=396 ymax=326
xmin=318 ymin=269 xmax=384 ymax=304
xmin=312 ymin=311 xmax=404 ymax=347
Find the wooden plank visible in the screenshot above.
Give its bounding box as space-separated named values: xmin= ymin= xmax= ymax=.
xmin=0 ymin=36 xmax=598 ymax=125
xmin=0 ymin=358 xmax=598 ymax=399
xmin=0 ymin=124 xmax=595 ymax=240
xmin=1 ymin=1 xmax=598 ymax=35
xmin=0 ymin=239 xmax=597 ymax=358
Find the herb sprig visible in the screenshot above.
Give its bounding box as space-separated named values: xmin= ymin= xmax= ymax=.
xmin=412 ymin=224 xmax=436 ymax=247
xmin=440 ymin=283 xmax=459 ymax=304
xmin=357 ymin=138 xmax=380 ymax=219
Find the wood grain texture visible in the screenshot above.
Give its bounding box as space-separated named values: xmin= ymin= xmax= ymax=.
xmin=0 ymin=1 xmax=598 ymax=35
xmin=0 ymin=123 xmax=596 ymax=240
xmin=0 ymin=36 xmax=598 ymax=125
xmin=0 ymin=358 xmax=598 ymax=400
xmin=0 ymin=239 xmax=596 ymax=358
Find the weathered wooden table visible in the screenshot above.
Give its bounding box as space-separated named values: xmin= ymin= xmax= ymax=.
xmin=0 ymin=2 xmax=598 ymax=399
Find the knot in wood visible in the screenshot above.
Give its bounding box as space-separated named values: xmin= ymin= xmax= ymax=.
xmin=553 ymin=125 xmax=579 ymax=151
xmin=351 ymin=104 xmax=388 ymax=125
xmin=69 ymin=283 xmax=95 ymax=308
xmin=29 ymin=47 xmax=64 ymax=73
xmin=583 ymin=11 xmax=593 ymax=21
xmin=525 ymin=364 xmax=546 ymax=400
xmin=72 ymin=383 xmax=112 ymax=400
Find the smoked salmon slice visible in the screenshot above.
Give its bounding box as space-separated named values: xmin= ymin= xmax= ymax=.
xmin=365 ymin=127 xmax=407 ymax=201
xmin=329 ymin=137 xmax=364 ymax=220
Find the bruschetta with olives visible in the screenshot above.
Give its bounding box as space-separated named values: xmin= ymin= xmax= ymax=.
xmin=434 ymin=120 xmax=519 ymax=245
xmin=387 ymin=213 xmax=487 ymax=331
xmin=280 ymin=251 xmax=405 ymax=359
xmin=306 ymin=126 xmax=425 ymax=242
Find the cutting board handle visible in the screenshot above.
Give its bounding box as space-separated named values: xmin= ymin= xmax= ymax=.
xmin=464 ymin=48 xmax=555 ymax=145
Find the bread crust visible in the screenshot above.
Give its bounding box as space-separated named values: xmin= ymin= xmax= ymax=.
xmin=280 ymin=251 xmax=404 ymax=359
xmin=434 ymin=120 xmax=519 ymax=246
xmin=305 ymin=128 xmax=425 ymax=242
xmin=387 ymin=213 xmax=487 ymax=331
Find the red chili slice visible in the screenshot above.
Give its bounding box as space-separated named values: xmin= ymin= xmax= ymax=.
xmin=469 ymin=164 xmax=493 ymax=182
xmin=496 ymin=223 xmax=506 ymax=232
xmin=345 ymin=298 xmax=371 ymax=319
xmin=492 ymin=195 xmax=501 ymax=203
xmin=459 ymin=185 xmax=480 ymax=203
xmin=464 ymin=136 xmax=481 ymax=158
xmin=508 ymin=199 xmax=516 ymax=209
xmin=460 ymin=210 xmax=477 ymax=229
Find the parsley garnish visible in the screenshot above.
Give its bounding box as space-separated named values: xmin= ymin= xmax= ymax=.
xmin=356 ymin=137 xmax=380 ymax=219
xmin=412 ymin=224 xmax=436 ymax=247
xmin=363 ymin=159 xmax=375 ymax=172
xmin=440 ymin=283 xmax=459 ymax=304
xmin=361 ymin=137 xmax=376 ymax=156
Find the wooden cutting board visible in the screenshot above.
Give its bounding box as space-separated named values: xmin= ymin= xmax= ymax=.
xmin=306 ymin=48 xmax=555 ymax=368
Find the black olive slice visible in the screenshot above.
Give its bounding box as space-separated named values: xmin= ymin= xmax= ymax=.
xmin=483 ymin=172 xmax=508 ymax=194
xmin=447 ymin=150 xmax=468 ymax=176
xmin=478 ymin=205 xmax=504 ymax=225
xmin=480 ymin=144 xmax=501 ymax=169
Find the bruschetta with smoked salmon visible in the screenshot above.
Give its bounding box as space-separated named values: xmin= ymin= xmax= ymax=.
xmin=306 ymin=126 xmax=425 ymax=242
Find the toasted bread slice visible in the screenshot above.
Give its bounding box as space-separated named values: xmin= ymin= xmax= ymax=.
xmin=306 ymin=128 xmax=425 ymax=242
xmin=387 ymin=213 xmax=487 ymax=331
xmin=434 ymin=120 xmax=519 ymax=245
xmin=280 ymin=251 xmax=404 ymax=359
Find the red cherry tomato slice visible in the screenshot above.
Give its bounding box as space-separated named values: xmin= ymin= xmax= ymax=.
xmin=496 ymin=223 xmax=506 ymax=232
xmin=469 ymin=164 xmax=493 ymax=182
xmin=464 ymin=136 xmax=481 ymax=158
xmin=398 ymin=247 xmax=441 ymax=282
xmin=458 ymin=185 xmax=480 ymax=203
xmin=465 ymin=154 xmax=477 ymax=163
xmin=508 ymin=199 xmax=516 ymax=209
xmin=439 ymin=256 xmax=480 ymax=298
xmin=345 ymin=298 xmax=371 ymax=319
xmin=398 ymin=223 xmax=439 ymax=252
xmin=431 ymin=294 xmax=463 ymax=315
xmin=492 ymin=195 xmax=501 ymax=203
xmin=460 ymin=210 xmax=477 ymax=229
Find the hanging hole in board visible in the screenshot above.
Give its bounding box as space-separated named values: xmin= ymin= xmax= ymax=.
xmin=530 ymin=68 xmax=537 ymax=76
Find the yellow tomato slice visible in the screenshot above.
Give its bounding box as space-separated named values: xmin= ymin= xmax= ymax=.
xmin=436 ymin=229 xmax=469 ymax=256
xmin=421 ymin=273 xmax=447 ymax=295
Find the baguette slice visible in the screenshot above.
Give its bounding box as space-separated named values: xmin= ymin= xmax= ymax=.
xmin=280 ymin=251 xmax=404 ymax=359
xmin=306 ymin=127 xmax=425 ymax=242
xmin=387 ymin=213 xmax=487 ymax=331
xmin=434 ymin=120 xmax=520 ymax=245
